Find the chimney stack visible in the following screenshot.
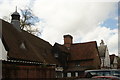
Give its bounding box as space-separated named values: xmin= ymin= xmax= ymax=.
xmin=63 ymin=34 xmax=73 ymax=49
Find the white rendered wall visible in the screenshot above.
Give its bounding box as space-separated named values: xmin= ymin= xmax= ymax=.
xmin=0 ymin=38 xmax=7 ymax=60
xmin=104 ymin=47 xmax=110 ymax=67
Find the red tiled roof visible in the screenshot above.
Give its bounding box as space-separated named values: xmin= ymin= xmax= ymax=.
xmin=69 ymin=41 xmax=99 ymax=61
xmin=53 ymin=43 xmax=69 ymax=53
xmin=1 ymin=19 xmax=59 ymax=64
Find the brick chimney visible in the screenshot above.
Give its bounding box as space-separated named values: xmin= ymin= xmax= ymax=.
xmin=63 ymin=34 xmax=73 ymax=49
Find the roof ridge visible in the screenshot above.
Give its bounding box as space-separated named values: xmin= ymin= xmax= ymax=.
xmin=72 ymin=41 xmax=96 ymax=45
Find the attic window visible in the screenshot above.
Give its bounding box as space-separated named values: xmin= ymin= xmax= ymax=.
xmin=20 ymin=42 xmax=26 ymax=49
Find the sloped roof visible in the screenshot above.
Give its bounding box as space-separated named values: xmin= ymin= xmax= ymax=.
xmin=1 ymin=19 xmax=59 ymax=64
xmin=69 ymin=41 xmax=99 ymax=61
xmin=110 ymin=54 xmax=115 ymax=64
xmin=98 ymin=45 xmax=107 ymax=57
xmin=53 ymin=43 xmax=69 ymax=53
xmin=110 ymin=54 xmax=118 ymax=64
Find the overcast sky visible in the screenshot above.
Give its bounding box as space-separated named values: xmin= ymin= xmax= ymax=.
xmin=0 ymin=0 xmax=119 ymax=56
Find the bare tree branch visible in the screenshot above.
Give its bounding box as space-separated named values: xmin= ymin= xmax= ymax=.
xmin=2 ymin=7 xmax=41 ymax=36
xmin=20 ymin=8 xmax=41 ymax=35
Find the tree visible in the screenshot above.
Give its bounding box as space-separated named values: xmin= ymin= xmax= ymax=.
xmin=2 ymin=8 xmax=40 ymax=36
xmin=20 ymin=8 xmax=40 ymax=35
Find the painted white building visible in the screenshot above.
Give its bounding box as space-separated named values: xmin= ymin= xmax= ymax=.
xmin=0 ymin=38 xmax=7 ymax=60
xmin=98 ymin=40 xmax=110 ymax=68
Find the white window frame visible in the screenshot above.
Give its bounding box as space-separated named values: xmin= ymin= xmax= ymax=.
xmin=75 ymin=72 xmax=78 ymax=77
xmin=67 ymin=72 xmax=71 ymax=77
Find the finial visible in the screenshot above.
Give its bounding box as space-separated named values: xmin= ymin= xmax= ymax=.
xmin=101 ymin=40 xmax=104 ymax=44
xmin=15 ymin=6 xmax=17 ymax=12
xmin=100 ymin=40 xmax=104 ymax=45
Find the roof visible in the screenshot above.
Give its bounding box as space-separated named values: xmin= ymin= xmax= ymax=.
xmin=110 ymin=54 xmax=118 ymax=64
xmin=53 ymin=43 xmax=69 ymax=53
xmin=1 ymin=19 xmax=59 ymax=64
xmin=69 ymin=41 xmax=99 ymax=61
xmin=98 ymin=45 xmax=107 ymax=57
xmin=11 ymin=11 xmax=20 ymax=16
xmin=11 ymin=8 xmax=20 ymax=16
xmin=110 ymin=54 xmax=115 ymax=64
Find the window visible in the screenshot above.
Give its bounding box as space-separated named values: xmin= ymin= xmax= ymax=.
xmin=67 ymin=73 xmax=71 ymax=77
xmin=20 ymin=42 xmax=26 ymax=49
xmin=75 ymin=62 xmax=80 ymax=66
xmin=62 ymin=73 xmax=63 ymax=78
xmin=75 ymin=72 xmax=78 ymax=77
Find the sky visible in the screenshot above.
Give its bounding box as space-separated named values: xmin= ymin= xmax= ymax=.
xmin=0 ymin=0 xmax=119 ymax=56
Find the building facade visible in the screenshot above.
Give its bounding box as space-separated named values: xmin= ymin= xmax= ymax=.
xmin=0 ymin=9 xmax=107 ymax=79
xmin=1 ymin=9 xmax=59 ymax=79
xmin=110 ymin=54 xmax=118 ymax=69
xmin=98 ymin=40 xmax=110 ymax=69
xmin=52 ymin=35 xmax=101 ymax=78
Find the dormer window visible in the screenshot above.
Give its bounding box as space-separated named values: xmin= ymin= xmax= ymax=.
xmin=20 ymin=42 xmax=26 ymax=49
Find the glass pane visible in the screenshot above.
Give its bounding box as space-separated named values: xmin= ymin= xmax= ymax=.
xmin=67 ymin=73 xmax=71 ymax=77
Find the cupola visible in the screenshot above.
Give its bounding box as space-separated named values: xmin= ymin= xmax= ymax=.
xmin=11 ymin=7 xmax=21 ymax=32
xmin=11 ymin=8 xmax=20 ymax=21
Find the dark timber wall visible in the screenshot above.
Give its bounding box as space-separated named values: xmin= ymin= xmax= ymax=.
xmin=2 ymin=61 xmax=56 ymax=79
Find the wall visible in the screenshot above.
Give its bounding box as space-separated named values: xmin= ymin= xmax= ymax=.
xmin=0 ymin=38 xmax=7 ymax=60
xmin=68 ymin=60 xmax=94 ymax=68
xmin=104 ymin=47 xmax=110 ymax=68
xmin=93 ymin=52 xmax=101 ymax=69
xmin=2 ymin=61 xmax=56 ymax=79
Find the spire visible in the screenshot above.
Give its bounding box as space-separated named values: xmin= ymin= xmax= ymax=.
xmin=11 ymin=7 xmax=20 ymax=21
xmin=15 ymin=6 xmax=17 ymax=12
